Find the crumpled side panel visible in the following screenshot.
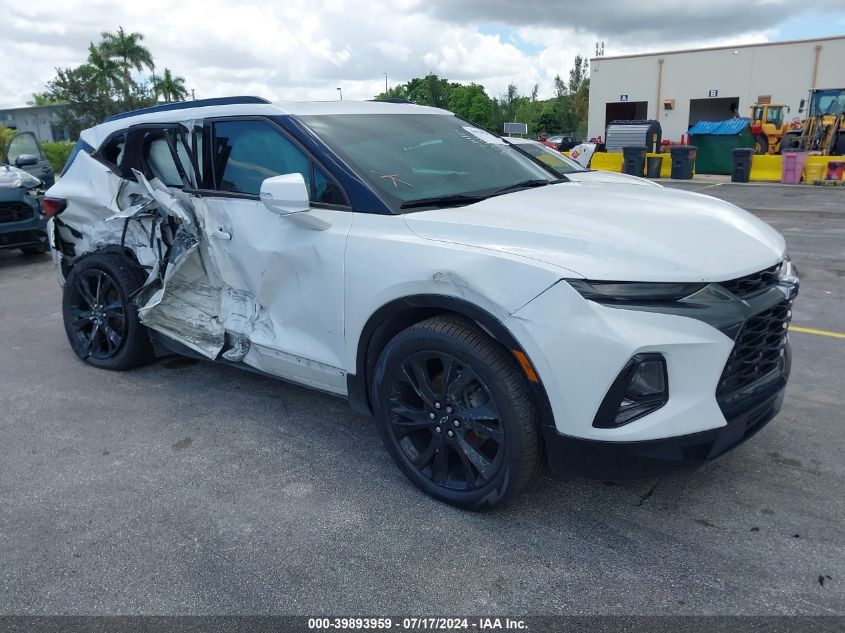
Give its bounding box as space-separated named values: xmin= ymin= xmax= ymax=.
xmin=49 ymin=151 xmax=267 ymax=362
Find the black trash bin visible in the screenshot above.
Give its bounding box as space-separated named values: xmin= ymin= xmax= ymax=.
xmin=646 ymin=155 xmax=663 ymax=178
xmin=670 ymin=146 xmax=697 ymax=179
xmin=623 ymin=146 xmax=647 ymax=177
xmin=731 ymin=148 xmax=754 ymax=183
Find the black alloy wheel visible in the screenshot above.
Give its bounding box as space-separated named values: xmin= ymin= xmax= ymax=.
xmin=373 ymin=316 xmax=542 ymax=509
xmin=62 ymin=252 xmax=154 ymax=370
xmin=387 ymin=351 xmax=505 ymax=491
xmin=67 ymin=268 xmax=127 ymax=360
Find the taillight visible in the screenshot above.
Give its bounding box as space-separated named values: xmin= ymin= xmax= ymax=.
xmin=41 ymin=198 xmax=67 ymax=218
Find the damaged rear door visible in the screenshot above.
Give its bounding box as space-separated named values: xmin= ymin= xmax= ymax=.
xmin=191 ymin=116 xmax=353 ymax=394
xmin=119 ymin=122 xmax=232 ymax=358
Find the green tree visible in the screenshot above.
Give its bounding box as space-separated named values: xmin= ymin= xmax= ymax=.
xmin=553 ymin=74 xmax=567 ymax=98
xmin=152 ymin=68 xmax=188 ymax=103
xmin=568 ymin=55 xmax=588 ymax=94
xmin=574 ymin=77 xmax=590 ymax=137
xmin=447 ymin=83 xmax=494 ymax=129
xmin=27 ymin=92 xmax=63 ymax=106
xmin=38 ymin=28 xmax=185 ymax=137
xmin=85 ymin=42 xmax=122 ymax=96
xmin=99 ymin=26 xmax=155 ymax=104
xmin=374 ymin=84 xmax=410 ymax=101
xmin=45 ymin=65 xmax=116 ymax=137
xmin=514 ymin=99 xmax=544 ymax=135
xmin=494 ymin=83 xmax=525 ymax=131
xmin=404 ymin=74 xmax=451 ymax=108
xmin=1 ymin=124 xmax=17 ymax=159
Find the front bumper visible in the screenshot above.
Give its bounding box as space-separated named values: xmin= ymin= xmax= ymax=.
xmin=543 ymin=351 xmax=788 ymax=480
xmin=0 ymin=193 xmax=48 ymax=250
xmin=507 ymin=272 xmax=796 ymax=478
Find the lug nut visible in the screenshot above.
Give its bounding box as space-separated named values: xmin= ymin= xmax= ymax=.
xmin=447 ymin=430 xmax=454 ymax=438
xmin=435 ymin=402 xmax=441 ymax=409
xmin=446 ymin=406 xmax=453 ymax=413
xmin=453 ymin=420 xmax=460 ymax=427
xmin=435 ymin=426 xmax=442 ymax=434
xmin=429 ymin=413 xmax=436 ymax=419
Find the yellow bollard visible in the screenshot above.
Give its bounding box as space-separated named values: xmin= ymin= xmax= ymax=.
xmin=749 ymin=155 xmax=782 ymax=182
xmin=589 ymin=152 xmax=624 ymax=173
xmin=803 ymin=157 xmax=828 ymax=183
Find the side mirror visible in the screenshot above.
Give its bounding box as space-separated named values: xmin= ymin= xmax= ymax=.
xmin=15 ymin=154 xmax=39 ymax=167
xmin=799 ymin=99 xmax=805 ymax=114
xmin=260 ymin=173 xmax=310 ymax=216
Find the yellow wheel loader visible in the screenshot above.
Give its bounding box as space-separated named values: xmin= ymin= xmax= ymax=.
xmin=749 ymin=103 xmax=789 ymax=154
xmin=782 ymin=88 xmax=845 ymax=155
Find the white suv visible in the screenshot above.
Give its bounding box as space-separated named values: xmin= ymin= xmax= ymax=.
xmin=45 ymin=97 xmax=799 ymax=509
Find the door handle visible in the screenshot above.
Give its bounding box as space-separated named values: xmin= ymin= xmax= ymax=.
xmin=213 ymin=226 xmax=231 ymax=240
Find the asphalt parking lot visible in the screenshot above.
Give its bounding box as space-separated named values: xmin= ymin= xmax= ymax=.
xmin=1 ymin=182 xmax=844 ymax=615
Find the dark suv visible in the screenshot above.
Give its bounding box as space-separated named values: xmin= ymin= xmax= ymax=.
xmin=0 ymin=131 xmax=53 ymax=254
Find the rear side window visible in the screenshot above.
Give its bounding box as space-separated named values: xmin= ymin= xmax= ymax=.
xmin=138 ymin=128 xmax=195 ymax=188
xmin=210 ymin=119 xmax=347 ymax=205
xmin=97 ymin=132 xmax=127 ymax=172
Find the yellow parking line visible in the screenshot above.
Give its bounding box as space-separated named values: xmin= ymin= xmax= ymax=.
xmin=790 ymin=325 xmax=845 ymax=340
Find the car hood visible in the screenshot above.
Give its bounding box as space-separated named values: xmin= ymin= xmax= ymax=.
xmin=565 ymin=170 xmax=661 ymax=187
xmin=403 ymin=181 xmax=786 ymax=281
xmin=0 ymin=165 xmax=41 ymax=190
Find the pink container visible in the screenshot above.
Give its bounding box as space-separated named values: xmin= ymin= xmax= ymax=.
xmin=782 ymin=150 xmax=810 ymax=184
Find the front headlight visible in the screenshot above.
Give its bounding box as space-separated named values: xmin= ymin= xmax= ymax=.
xmin=567 ymin=280 xmax=706 ymax=303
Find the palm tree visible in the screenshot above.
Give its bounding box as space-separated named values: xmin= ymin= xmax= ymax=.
xmin=151 ymin=68 xmax=189 ymax=103
xmin=99 ymin=26 xmax=154 ymax=103
xmin=85 ymin=42 xmax=122 ymax=97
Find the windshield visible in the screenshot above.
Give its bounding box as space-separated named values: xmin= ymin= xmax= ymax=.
xmin=810 ymin=89 xmax=845 ymax=116
xmin=510 ymin=141 xmax=585 ymax=174
xmin=298 ymin=113 xmax=556 ymax=212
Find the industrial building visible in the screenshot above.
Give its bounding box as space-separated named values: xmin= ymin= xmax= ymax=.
xmin=587 ymin=35 xmax=845 ymax=143
xmin=0 ymin=104 xmax=69 ymax=142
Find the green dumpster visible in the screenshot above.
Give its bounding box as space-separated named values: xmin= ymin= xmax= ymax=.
xmin=688 ymin=119 xmax=754 ymax=175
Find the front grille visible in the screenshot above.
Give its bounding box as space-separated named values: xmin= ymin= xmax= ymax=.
xmin=719 ymin=263 xmax=781 ymax=299
xmin=717 ymin=300 xmax=791 ymax=398
xmin=0 ymin=201 xmax=35 ymax=223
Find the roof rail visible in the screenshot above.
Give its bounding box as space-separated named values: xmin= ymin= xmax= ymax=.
xmin=367 ymin=98 xmax=412 ymax=104
xmin=103 ymin=96 xmax=271 ymax=123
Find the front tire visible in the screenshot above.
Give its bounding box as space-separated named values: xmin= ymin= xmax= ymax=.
xmin=372 ymin=316 xmax=542 ymax=509
xmin=62 ymin=252 xmax=154 ymax=370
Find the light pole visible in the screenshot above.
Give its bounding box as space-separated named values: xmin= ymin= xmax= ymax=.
xmin=337 ymin=87 xmax=343 ymax=101
xmin=384 ymin=73 xmax=388 ymax=94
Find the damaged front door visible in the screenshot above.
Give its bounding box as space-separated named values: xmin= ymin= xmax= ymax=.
xmin=194 ymin=117 xmax=353 ymax=394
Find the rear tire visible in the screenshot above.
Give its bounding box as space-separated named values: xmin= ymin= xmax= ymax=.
xmin=781 ymin=131 xmax=802 ymax=152
xmin=371 ymin=316 xmax=542 ymax=510
xmin=62 ymin=252 xmax=154 ymax=370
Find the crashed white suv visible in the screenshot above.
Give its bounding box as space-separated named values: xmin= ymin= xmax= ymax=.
xmin=46 ymin=97 xmax=799 ymax=509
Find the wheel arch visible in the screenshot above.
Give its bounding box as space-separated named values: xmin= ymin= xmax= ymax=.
xmin=347 ymin=294 xmax=555 ymax=429
xmin=61 ymin=243 xmax=146 ymax=280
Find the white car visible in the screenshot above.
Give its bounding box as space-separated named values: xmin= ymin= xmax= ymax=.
xmin=45 ymin=98 xmax=798 ymax=509
xmin=506 ymin=136 xmax=661 ymax=186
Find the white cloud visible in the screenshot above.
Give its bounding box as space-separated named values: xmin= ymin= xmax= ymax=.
xmin=0 ymin=0 xmax=840 ymax=109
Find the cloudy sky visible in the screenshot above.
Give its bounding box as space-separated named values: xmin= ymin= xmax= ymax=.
xmin=2 ymin=0 xmax=845 ymax=108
